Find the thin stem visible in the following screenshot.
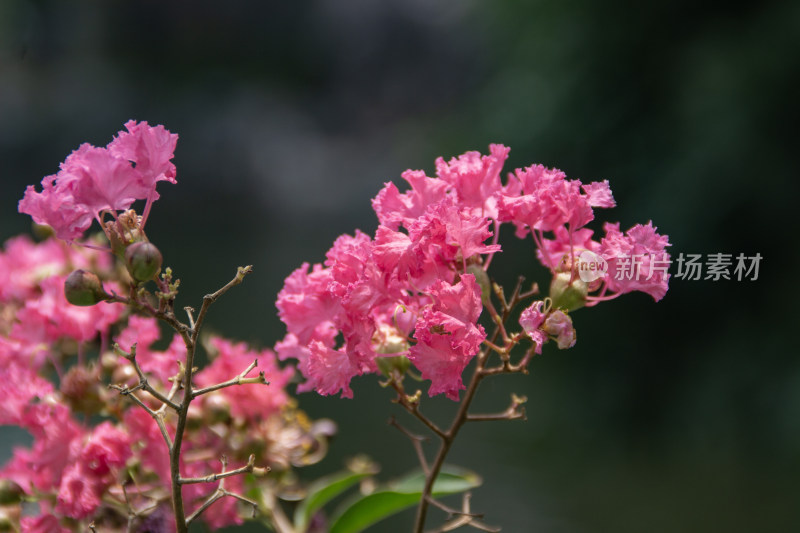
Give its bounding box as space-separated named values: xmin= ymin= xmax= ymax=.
xmin=192 ymin=265 xmax=253 ymax=343
xmin=389 ymin=416 xmax=430 ymax=474
xmin=191 ymin=359 xmax=268 ymax=398
xmin=113 ymin=343 xmax=180 ymax=411
xmin=179 ymin=455 xmax=255 ymax=485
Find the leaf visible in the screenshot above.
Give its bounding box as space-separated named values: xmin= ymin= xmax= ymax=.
xmin=294 ymin=469 xmax=376 ymax=532
xmin=329 ymin=466 xmax=482 ymax=533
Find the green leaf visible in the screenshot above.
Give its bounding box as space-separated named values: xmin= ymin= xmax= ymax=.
xmin=329 ymin=466 xmax=482 ymax=533
xmin=294 ymin=469 xmax=376 ymax=532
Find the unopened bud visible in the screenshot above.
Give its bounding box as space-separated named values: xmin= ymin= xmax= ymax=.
xmin=64 ymin=269 xmax=109 ymax=306
xmin=0 ymin=479 xmax=24 ymax=505
xmin=466 ymin=264 xmax=491 ymax=305
xmin=125 ymin=242 xmax=162 ymax=282
xmin=376 ymin=354 xmax=411 ymax=377
xmin=61 ymin=365 xmax=104 ymax=414
xmin=549 ymin=272 xmax=587 ymax=312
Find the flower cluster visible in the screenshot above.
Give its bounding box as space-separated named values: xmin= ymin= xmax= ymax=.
xmin=19 ymin=120 xmax=177 ymax=242
xmin=276 ymin=145 xmax=670 ymax=400
xmin=4 ymin=123 xmax=335 ymax=532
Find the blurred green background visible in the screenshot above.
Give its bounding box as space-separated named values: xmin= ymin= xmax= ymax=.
xmin=1 ymin=1 xmax=798 ymax=531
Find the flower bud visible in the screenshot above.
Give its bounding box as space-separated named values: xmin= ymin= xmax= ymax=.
xmin=0 ymin=479 xmax=24 ymax=505
xmin=376 ymin=354 xmax=411 ymax=377
xmin=61 ymin=365 xmax=105 ymax=414
xmin=549 ymin=272 xmax=588 ymax=312
xmin=466 ymin=264 xmax=491 ymax=305
xmin=125 ymin=242 xmax=162 ymax=282
xmin=64 ymin=269 xmax=109 ymax=306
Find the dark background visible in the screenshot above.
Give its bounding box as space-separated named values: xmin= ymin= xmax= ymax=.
xmin=1 ymin=1 xmax=799 ymax=531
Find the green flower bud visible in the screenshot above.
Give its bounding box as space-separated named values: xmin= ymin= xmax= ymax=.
xmin=0 ymin=479 xmax=24 ymax=505
xmin=376 ymin=354 xmax=411 ymax=377
xmin=466 ymin=264 xmax=491 ymax=305
xmin=64 ymin=269 xmax=109 ymax=306
xmin=549 ymin=272 xmax=588 ymax=312
xmin=125 ymin=241 xmax=162 ymax=282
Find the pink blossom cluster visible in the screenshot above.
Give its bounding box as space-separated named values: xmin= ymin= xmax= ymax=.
xmin=18 ymin=120 xmax=177 ymax=241
xmin=276 ymin=145 xmax=670 ymax=400
xmin=0 ymin=235 xmax=325 ymax=530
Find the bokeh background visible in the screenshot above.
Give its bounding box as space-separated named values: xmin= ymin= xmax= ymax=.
xmin=1 ymin=1 xmax=799 ymax=531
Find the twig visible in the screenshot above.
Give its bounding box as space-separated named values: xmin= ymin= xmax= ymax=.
xmin=390 ymin=380 xmax=447 ymax=439
xmin=191 ymin=265 xmax=253 ymax=344
xmin=191 ymin=359 xmax=268 ymax=398
xmin=185 ymin=456 xmax=259 ymax=525
xmin=113 ymin=343 xmax=180 ymax=411
xmin=389 ymin=416 xmax=430 ymax=474
xmin=179 ymin=454 xmax=256 ymax=484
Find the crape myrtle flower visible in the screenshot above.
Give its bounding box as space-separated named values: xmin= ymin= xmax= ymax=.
xmin=279 ymin=145 xmax=670 ymax=400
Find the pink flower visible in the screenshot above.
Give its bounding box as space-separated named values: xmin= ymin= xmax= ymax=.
xmin=19 ymin=121 xmax=177 ymax=240
xmin=18 ymin=177 xmax=93 ymax=241
xmin=434 ymin=143 xmax=510 ymax=217
xmin=519 ymin=301 xmax=547 ymax=354
xmin=55 ymin=463 xmax=102 ymax=519
xmin=303 ymin=341 xmax=356 ymax=399
xmin=80 ymin=422 xmax=131 ymax=477
xmin=12 ymin=276 xmax=123 ymax=344
xmin=108 ymin=120 xmax=178 ymax=190
xmin=276 ymin=262 xmax=337 ymax=345
xmin=600 ymin=221 xmax=671 ymax=301
xmin=543 ymin=310 xmax=576 ymax=350
xmin=20 ymin=514 xmax=70 ymax=533
xmin=372 ymin=169 xmax=449 ymax=231
xmin=498 ymin=164 xmax=614 ymax=236
xmin=409 ymin=274 xmax=486 ymax=400
xmin=195 ymin=337 xmax=293 ymax=420
xmin=536 ymin=225 xmax=600 ymax=271
xmin=115 ymin=315 xmax=184 ymax=383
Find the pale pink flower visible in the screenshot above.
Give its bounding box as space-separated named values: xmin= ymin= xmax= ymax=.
xmin=519 ymin=301 xmax=547 ymax=354
xmin=543 ymin=310 xmax=577 ymax=349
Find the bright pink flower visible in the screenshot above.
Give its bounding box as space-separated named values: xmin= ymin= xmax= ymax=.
xmin=498 ymin=164 xmax=614 ymax=236
xmin=108 ymin=120 xmax=178 ymax=190
xmin=409 ymin=275 xmax=486 ymax=400
xmin=434 ymin=143 xmax=510 ymax=217
xmin=372 ymin=169 xmax=449 ymax=230
xmin=303 ymin=341 xmax=356 ymax=399
xmin=195 ymin=337 xmax=293 ymax=420
xmin=276 ymin=262 xmax=338 ymax=344
xmin=59 ymin=144 xmax=150 ymax=215
xmin=18 ymin=177 xmax=93 ymax=241
xmin=600 ymin=221 xmax=671 ymax=301
xmin=19 ymin=121 xmax=178 ymax=240
xmin=80 ymin=422 xmax=131 ymax=477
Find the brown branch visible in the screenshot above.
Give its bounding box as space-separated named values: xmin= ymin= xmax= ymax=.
xmin=184 ymin=456 xmax=259 ymax=525
xmin=389 ymin=416 xmax=430 ymax=474
xmin=179 ymin=454 xmax=256 ymax=485
xmin=113 ymin=343 xmax=180 ymax=411
xmin=191 ymin=265 xmax=253 ymax=344
xmin=191 ymin=359 xmax=268 ymax=398
xmin=390 ymin=380 xmax=447 ymax=439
